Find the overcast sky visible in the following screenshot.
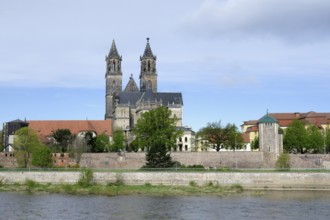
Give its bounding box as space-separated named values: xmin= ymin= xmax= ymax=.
xmin=1 ymin=0 xmax=330 ymax=131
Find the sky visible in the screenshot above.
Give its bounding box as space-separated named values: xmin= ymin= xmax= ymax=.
xmin=1 ymin=0 xmax=330 ymax=132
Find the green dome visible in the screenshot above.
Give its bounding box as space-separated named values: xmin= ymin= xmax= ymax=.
xmin=258 ymin=114 xmax=278 ymax=124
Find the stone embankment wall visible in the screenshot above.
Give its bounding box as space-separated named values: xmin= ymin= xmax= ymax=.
xmin=1 ymin=171 xmax=330 ymax=190
xmin=79 ymin=152 xmax=268 ymax=169
xmin=2 ymin=152 xmax=330 ymax=169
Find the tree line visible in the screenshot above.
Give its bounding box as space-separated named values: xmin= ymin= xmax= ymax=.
xmin=283 ymin=119 xmax=330 ymax=154
xmin=250 ymin=119 xmax=330 ymax=154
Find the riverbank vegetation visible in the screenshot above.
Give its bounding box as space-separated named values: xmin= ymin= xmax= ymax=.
xmin=0 ymin=180 xmax=244 ymax=197
xmin=0 ymin=168 xmax=244 ymax=196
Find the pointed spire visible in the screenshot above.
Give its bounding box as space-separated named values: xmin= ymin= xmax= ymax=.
xmin=108 ymin=39 xmax=121 ymax=58
xmin=142 ymin=37 xmax=156 ymax=59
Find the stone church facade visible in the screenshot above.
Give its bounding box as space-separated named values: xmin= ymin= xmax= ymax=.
xmin=105 ymin=38 xmax=183 ymax=132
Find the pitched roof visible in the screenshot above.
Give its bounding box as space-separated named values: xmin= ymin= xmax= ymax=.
xmin=108 ymin=39 xmax=121 ymax=59
xmin=118 ymin=90 xmax=183 ymax=106
xmin=27 ymin=120 xmax=112 ymax=138
xmin=124 ymin=75 xmax=139 ymax=93
xmin=244 ymin=112 xmax=330 ymax=128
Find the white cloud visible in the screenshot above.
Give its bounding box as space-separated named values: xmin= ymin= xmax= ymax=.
xmin=181 ymin=0 xmax=330 ymax=43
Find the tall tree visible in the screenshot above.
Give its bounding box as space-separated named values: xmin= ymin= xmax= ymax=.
xmin=52 ymin=129 xmax=72 ymax=152
xmin=283 ymin=119 xmax=308 ymax=153
xmin=306 ymin=125 xmax=324 ymax=153
xmin=199 ymin=121 xmax=225 ymax=151
xmin=222 ymin=123 xmax=244 ymax=150
xmin=94 ymin=133 xmax=110 ymax=152
xmin=134 ymin=106 xmax=181 ymax=168
xmin=13 ymin=127 xmax=43 ymax=167
xmin=110 ymin=129 xmax=125 ymax=152
xmin=199 ymin=121 xmax=242 ymax=151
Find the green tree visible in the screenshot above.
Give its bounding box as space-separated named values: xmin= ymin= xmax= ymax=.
xmin=52 ymin=129 xmax=73 ymax=152
xmin=199 ymin=121 xmax=242 ymax=151
xmin=94 ymin=133 xmax=110 ymax=152
xmin=251 ymin=136 xmax=259 ymax=150
xmin=198 ymin=121 xmax=225 ymax=151
xmin=13 ymin=127 xmax=43 ymax=167
xmin=222 ymin=123 xmax=244 ymax=150
xmin=325 ymin=128 xmax=330 ymax=153
xmin=110 ymin=129 xmax=125 ymax=152
xmin=31 ymin=145 xmax=52 ymax=168
xmin=283 ymin=119 xmax=308 ymax=153
xmin=306 ymin=125 xmax=324 ymax=153
xmin=134 ymin=106 xmax=181 ymax=168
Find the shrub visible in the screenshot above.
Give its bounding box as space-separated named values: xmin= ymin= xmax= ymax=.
xmin=189 ymin=180 xmax=198 ymax=187
xmin=275 ymin=153 xmax=291 ymax=170
xmin=230 ymin=184 xmax=243 ymax=192
xmin=114 ymin=173 xmax=124 ymax=186
xmin=77 ymin=168 xmax=94 ymax=187
xmin=25 ymin=179 xmax=40 ymax=190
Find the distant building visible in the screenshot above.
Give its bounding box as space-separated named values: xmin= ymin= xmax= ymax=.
xmin=104 ymin=39 xmax=194 ymax=150
xmin=2 ymin=120 xmax=112 ymax=152
xmin=176 ymin=127 xmax=196 ymax=152
xmin=2 ymin=119 xmax=29 ymax=152
xmin=105 ymin=39 xmax=183 ymax=130
xmin=242 ymin=111 xmax=330 ymax=146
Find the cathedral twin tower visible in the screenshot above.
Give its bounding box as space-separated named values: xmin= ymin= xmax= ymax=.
xmin=105 ymin=39 xmax=183 ymax=130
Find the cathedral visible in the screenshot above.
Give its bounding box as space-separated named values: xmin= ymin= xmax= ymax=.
xmin=105 ymin=38 xmax=183 ymax=131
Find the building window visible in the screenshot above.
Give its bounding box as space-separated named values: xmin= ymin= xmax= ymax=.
xmin=184 ymin=137 xmax=188 ymax=142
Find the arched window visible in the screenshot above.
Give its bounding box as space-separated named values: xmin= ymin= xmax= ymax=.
xmin=112 ymin=60 xmax=116 ymax=71
xmin=148 ymin=60 xmax=151 ymax=71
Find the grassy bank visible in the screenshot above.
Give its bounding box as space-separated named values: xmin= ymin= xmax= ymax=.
xmin=0 ymin=180 xmax=244 ymax=196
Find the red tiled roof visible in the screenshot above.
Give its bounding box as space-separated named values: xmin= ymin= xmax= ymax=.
xmin=243 ymin=112 xmax=330 ymax=128
xmin=246 ymin=126 xmax=258 ymax=132
xmin=242 ymin=120 xmax=258 ymax=125
xmin=27 ymin=120 xmax=113 ymax=138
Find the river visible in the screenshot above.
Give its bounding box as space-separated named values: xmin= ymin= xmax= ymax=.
xmin=1 ymin=191 xmax=330 ymax=220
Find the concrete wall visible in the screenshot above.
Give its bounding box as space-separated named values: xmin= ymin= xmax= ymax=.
xmin=1 ymin=171 xmax=330 ymax=190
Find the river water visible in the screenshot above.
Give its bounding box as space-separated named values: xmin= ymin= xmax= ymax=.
xmin=1 ymin=191 xmax=330 ymax=220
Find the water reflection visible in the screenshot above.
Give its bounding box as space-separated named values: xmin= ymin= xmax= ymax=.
xmin=1 ymin=191 xmax=330 ymax=220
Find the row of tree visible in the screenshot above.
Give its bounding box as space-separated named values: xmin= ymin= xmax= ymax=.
xmin=283 ymin=119 xmax=330 ymax=154
xmin=250 ymin=119 xmax=330 ymax=153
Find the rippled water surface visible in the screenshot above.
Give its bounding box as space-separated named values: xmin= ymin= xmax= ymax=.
xmin=1 ymin=191 xmax=330 ymax=220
